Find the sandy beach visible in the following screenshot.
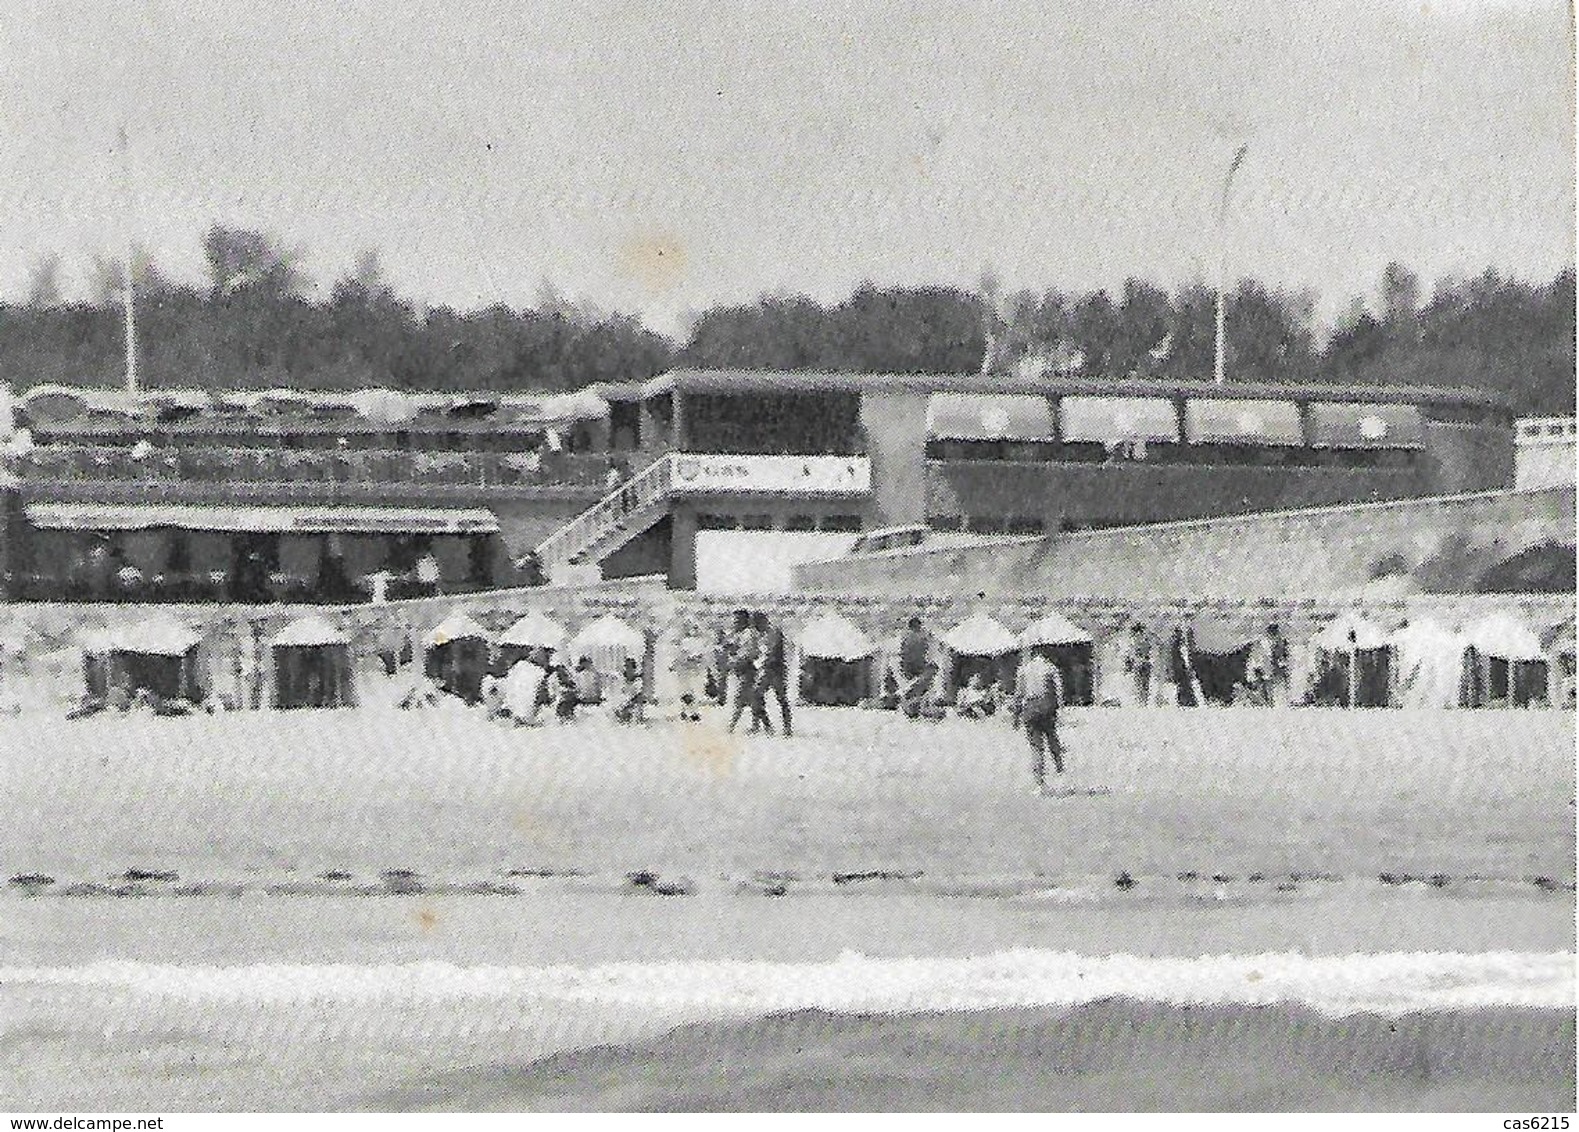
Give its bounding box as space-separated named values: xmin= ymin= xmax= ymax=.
xmin=1 ymin=701 xmax=1573 ymax=1110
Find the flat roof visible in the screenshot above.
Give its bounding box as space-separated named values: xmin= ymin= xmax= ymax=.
xmin=640 ymin=368 xmax=1512 ymax=408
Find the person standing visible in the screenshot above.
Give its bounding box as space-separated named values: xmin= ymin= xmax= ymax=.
xmin=751 ymin=611 xmax=792 ymax=738
xmin=1014 ymin=644 xmax=1066 ymax=791
xmin=897 ymin=615 xmax=936 ymax=719
xmin=1125 ymin=624 xmax=1153 ymax=707
xmin=1266 ymin=623 xmax=1290 ymax=706
xmin=725 ymin=609 xmax=768 ymax=733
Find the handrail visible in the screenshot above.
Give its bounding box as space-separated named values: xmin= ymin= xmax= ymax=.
xmin=534 ymin=452 xmax=675 ymax=567
xmin=8 ymin=444 xmax=611 ymax=490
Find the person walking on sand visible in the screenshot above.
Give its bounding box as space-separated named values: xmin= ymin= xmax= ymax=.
xmin=751 ymin=610 xmax=792 ymax=737
xmin=1014 ymin=644 xmax=1066 ymax=792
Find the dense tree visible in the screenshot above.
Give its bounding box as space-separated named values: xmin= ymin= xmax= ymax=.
xmin=0 ymin=225 xmax=1569 ymax=413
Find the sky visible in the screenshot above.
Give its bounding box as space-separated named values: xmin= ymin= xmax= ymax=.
xmin=2 ymin=0 xmax=1572 ymax=336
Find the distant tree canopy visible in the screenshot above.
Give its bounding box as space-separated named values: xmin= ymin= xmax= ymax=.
xmin=0 ymin=226 xmax=1571 ymax=414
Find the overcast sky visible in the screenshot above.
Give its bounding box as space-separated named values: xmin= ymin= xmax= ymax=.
xmin=2 ymin=0 xmax=1572 ymax=334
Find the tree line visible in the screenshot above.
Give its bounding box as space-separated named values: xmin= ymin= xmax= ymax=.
xmin=2 ymin=225 xmax=1572 ymax=414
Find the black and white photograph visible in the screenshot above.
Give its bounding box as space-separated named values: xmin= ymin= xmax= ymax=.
xmin=0 ymin=0 xmax=1573 ymax=1116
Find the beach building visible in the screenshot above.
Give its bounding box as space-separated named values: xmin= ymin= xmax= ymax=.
xmin=0 ymin=370 xmax=1518 ymax=599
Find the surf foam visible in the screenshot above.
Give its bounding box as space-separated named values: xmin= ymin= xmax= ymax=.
xmin=2 ymin=950 xmax=1571 ymax=1018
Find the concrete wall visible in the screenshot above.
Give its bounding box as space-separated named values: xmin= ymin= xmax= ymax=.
xmin=794 ymin=487 xmax=1577 ymax=600
xmin=858 ymin=391 xmax=929 ymax=526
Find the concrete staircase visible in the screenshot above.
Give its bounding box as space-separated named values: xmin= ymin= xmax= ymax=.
xmin=532 ymin=453 xmax=675 ymax=578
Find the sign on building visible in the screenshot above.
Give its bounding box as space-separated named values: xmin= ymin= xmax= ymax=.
xmin=670 ymin=454 xmax=871 ymax=495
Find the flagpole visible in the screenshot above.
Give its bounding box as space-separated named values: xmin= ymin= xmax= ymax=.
xmin=1214 ymin=144 xmax=1247 ymax=387
xmin=117 ymin=123 xmax=138 ymax=397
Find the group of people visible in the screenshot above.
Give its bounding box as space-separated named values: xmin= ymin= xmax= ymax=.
xmin=399 ymin=645 xmax=649 ymax=727
xmin=709 ymin=610 xmax=793 ymax=737
xmin=1122 ymin=622 xmax=1291 ymax=707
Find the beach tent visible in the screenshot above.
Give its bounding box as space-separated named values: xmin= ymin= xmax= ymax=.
xmin=105 ymin=617 xmax=204 ymax=703
xmin=1462 ymin=612 xmax=1548 ymax=707
xmin=77 ymin=626 xmax=118 ymax=701
xmin=423 ymin=611 xmax=491 ymax=703
xmin=797 ymin=612 xmax=875 ymax=706
xmin=1019 ymin=611 xmax=1096 ymax=706
xmin=1310 ymin=611 xmax=1391 ymax=707
xmin=1387 ymin=619 xmax=1468 ymax=709
xmin=1179 ymin=613 xmax=1267 ymax=706
xmin=942 ymin=613 xmax=1018 ymax=698
xmin=497 ymin=610 xmax=567 ymax=670
xmin=269 ymin=615 xmax=357 ymax=709
xmin=568 ymin=615 xmax=646 ymax=679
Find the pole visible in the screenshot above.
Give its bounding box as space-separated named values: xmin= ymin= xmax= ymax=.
xmin=117 ymin=123 xmax=138 ymax=396
xmin=1214 ymin=144 xmax=1248 ymax=386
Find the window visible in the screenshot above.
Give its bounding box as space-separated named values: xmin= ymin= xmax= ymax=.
xmin=928 ymin=515 xmax=963 ymax=531
xmin=820 ymin=514 xmax=863 ymax=533
xmin=697 ymin=513 xmax=738 ymax=530
xmin=784 ymin=514 xmax=818 ymax=532
xmin=1006 ymin=517 xmax=1046 ymax=536
xmin=967 ymin=516 xmax=1006 ymax=535
xmin=740 ymin=514 xmax=774 ymax=530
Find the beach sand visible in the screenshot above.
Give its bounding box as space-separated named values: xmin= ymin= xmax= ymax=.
xmin=1 ymin=701 xmax=1573 ymax=1110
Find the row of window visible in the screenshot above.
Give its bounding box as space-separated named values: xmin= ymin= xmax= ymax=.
xmin=923 ymin=440 xmax=1420 ymax=469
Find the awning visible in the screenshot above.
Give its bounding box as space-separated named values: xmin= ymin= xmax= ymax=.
xmin=1462 ymin=613 xmax=1546 ymax=661
xmin=1541 ymin=620 xmax=1575 ymax=654
xmin=499 ymin=611 xmax=567 ymax=651
xmin=926 ymin=393 xmax=1055 ymax=441
xmin=569 ymin=614 xmax=645 ymax=660
xmin=1184 ymin=398 xmax=1303 ymax=445
xmin=1306 ymin=403 xmax=1424 ymax=449
xmin=271 ymin=615 xmax=349 ymax=648
xmin=1190 ymin=614 xmax=1268 ymax=654
xmin=1019 ymin=611 xmax=1093 ymax=647
xmin=109 ymin=617 xmax=202 ymax=657
xmin=1059 ymin=396 xmax=1180 ymax=442
xmin=428 ymin=612 xmax=490 ymax=647
xmin=1312 ymin=611 xmax=1390 ymax=652
xmin=25 ymin=502 xmax=500 ymax=536
xmin=943 ymin=612 xmax=1018 ymax=656
xmin=798 ymin=612 xmax=875 ymax=660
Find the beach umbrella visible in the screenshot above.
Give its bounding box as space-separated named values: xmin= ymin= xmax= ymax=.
xmin=943 ymin=612 xmax=1017 ymax=656
xmin=500 ymin=611 xmax=566 ymax=652
xmin=798 ymin=612 xmax=874 ymax=661
xmin=569 ymin=614 xmax=645 ymax=663
xmin=1018 ymin=611 xmax=1093 ymax=648
xmin=427 ymin=611 xmax=489 ymax=647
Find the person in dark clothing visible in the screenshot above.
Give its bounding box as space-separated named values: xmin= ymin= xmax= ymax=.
xmin=751 ymin=610 xmax=792 ymax=738
xmin=726 ymin=609 xmax=771 ymax=734
xmin=897 ymin=616 xmax=935 ymax=718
